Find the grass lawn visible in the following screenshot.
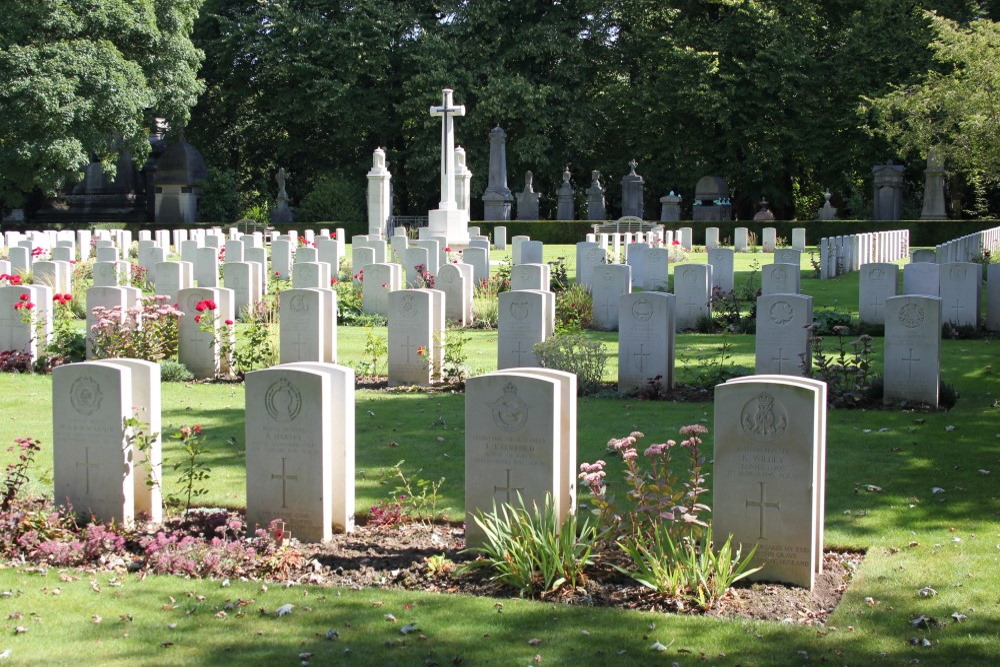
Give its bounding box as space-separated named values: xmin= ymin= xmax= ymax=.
xmin=0 ymin=245 xmax=997 ymax=665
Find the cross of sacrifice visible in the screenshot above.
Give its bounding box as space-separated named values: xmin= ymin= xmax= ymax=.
xmin=429 ymin=89 xmax=465 ymax=209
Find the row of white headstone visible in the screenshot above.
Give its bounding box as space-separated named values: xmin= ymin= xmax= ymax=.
xmin=51 ymin=357 xmax=827 ymax=589
xmin=818 ymin=230 xmax=910 ymax=279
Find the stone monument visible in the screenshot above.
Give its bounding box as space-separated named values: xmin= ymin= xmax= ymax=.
xmin=482 ymin=126 xmax=514 ymax=221
xmin=692 ymin=176 xmax=732 ymax=222
xmin=753 ymin=198 xmax=774 ymax=221
xmin=872 ymin=163 xmax=905 ymax=221
xmin=424 ymin=89 xmax=471 ymax=245
xmin=271 ymin=168 xmax=293 ymax=223
xmin=454 ymin=146 xmax=473 ymax=215
xmin=556 ymin=166 xmax=574 ymax=220
xmin=586 ymin=170 xmax=606 ymax=220
xmin=516 ymin=171 xmax=541 ymax=220
xmin=620 ymin=160 xmax=644 ymax=218
xmin=366 ymin=148 xmax=392 ymax=237
xmin=154 ymin=137 xmax=207 ymax=224
xmin=817 ymin=190 xmax=837 ymax=220
xmin=659 ymin=191 xmax=681 ymax=222
xmin=920 ymin=149 xmax=947 ymax=221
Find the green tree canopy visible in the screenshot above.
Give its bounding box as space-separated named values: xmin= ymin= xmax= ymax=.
xmin=865 ymin=12 xmax=1000 ymax=184
xmin=0 ymin=0 xmax=204 ymax=209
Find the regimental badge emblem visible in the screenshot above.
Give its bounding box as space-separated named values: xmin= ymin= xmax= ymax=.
xmin=898 ymin=303 xmax=925 ymax=329
xmin=70 ymin=376 xmax=103 ymax=416
xmin=490 ymin=382 xmax=529 ymax=432
xmin=769 ymin=300 xmax=794 ymax=326
xmin=950 ymin=266 xmax=966 ymax=281
xmin=401 ymin=294 xmax=416 ymax=318
xmin=740 ymin=392 xmax=788 ymax=442
xmin=288 ymin=294 xmax=309 ymax=314
xmin=632 ymin=298 xmax=653 ymax=322
xmin=510 ymin=300 xmax=529 ymax=320
xmin=265 ymin=378 xmax=302 ymax=422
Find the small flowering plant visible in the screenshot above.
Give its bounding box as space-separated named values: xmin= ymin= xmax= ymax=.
xmin=0 ymin=273 xmax=23 ymax=286
xmin=89 ymin=295 xmax=184 ymax=362
xmin=579 ymin=425 xmax=711 ymax=546
xmin=195 ymin=299 xmax=235 ymax=374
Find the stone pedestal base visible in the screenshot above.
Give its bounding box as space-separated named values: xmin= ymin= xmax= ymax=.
xmin=422 ymin=207 xmax=470 ymax=245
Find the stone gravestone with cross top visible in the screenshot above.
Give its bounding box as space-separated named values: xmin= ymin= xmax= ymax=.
xmin=859 ymin=263 xmax=899 ymax=326
xmin=884 ymin=295 xmax=942 ymax=407
xmin=673 ymin=263 xmax=713 ymax=331
xmin=464 ymin=371 xmax=564 ymax=548
xmin=423 ymin=88 xmax=471 ymax=245
xmin=713 ymin=375 xmax=827 ymax=589
xmin=618 ymin=292 xmax=676 ymax=394
xmin=755 ymin=294 xmax=813 ymax=376
xmin=245 ymin=363 xmax=356 ymax=542
xmin=497 ymin=290 xmax=552 ymax=370
xmin=53 ymin=361 xmax=146 ymax=525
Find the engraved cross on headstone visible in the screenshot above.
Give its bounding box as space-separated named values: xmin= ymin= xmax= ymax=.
xmin=494 ymin=469 xmax=524 ymax=504
xmin=633 ymin=343 xmax=650 ymax=373
xmin=512 ymin=340 xmax=530 ymax=365
xmin=429 ymin=88 xmax=466 ymax=209
xmin=402 ymin=335 xmax=418 ymax=364
xmin=746 ymin=481 xmax=780 ymax=539
xmin=771 ymin=348 xmax=791 ymax=373
xmin=902 ymin=347 xmax=920 ymax=378
xmin=285 ymin=332 xmax=307 ymax=359
xmin=271 ymin=457 xmax=299 ymax=509
xmin=76 ymin=447 xmax=100 ymax=495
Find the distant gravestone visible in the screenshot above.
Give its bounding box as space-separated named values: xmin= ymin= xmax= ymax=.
xmin=53 ymin=362 xmax=135 ymax=525
xmin=245 ymin=363 xmax=355 ymax=543
xmin=194 ymin=247 xmax=220 ymax=287
xmin=762 ymin=227 xmax=777 ymax=253
xmin=412 ymin=239 xmax=440 ymax=276
xmin=521 ymin=240 xmax=544 ymax=265
xmin=761 ymin=263 xmax=800 ymax=296
xmin=494 ymin=226 xmax=507 ymax=250
xmin=673 ymin=264 xmax=712 ymax=331
xmin=910 ymin=249 xmax=936 ymax=263
xmin=292 ymin=261 xmax=331 ymax=290
xmin=884 ymin=295 xmax=942 ymax=407
xmin=280 ymin=288 xmax=334 ymax=364
xmin=178 ymin=287 xmax=235 ymax=379
xmin=511 ymin=263 xmax=550 ymax=292
xmin=903 ymin=262 xmax=940 ymax=297
xmin=590 ymin=264 xmax=631 ymax=331
xmin=986 ymin=264 xmax=1000 ymax=332
xmin=556 ymin=167 xmax=575 ymax=220
xmin=464 ymin=372 xmax=564 ymax=548
xmin=576 ymin=245 xmax=606 ymax=289
xmin=224 ymin=261 xmax=262 ymax=318
xmin=714 ymin=376 xmax=826 ymax=589
xmin=707 ymin=248 xmax=735 ymax=292
xmin=362 ymin=262 xmax=402 ymax=317
xmin=388 ymin=290 xmax=443 ymax=386
xmin=272 ymin=239 xmax=293 ymax=281
xmin=438 ymin=262 xmax=473 ymax=325
xmin=586 ymin=170 xmax=606 ymax=220
xmin=859 ymin=263 xmax=899 ymax=326
xmin=497 ymin=290 xmax=551 ymax=369
xmin=32 ymin=260 xmax=71 ymax=294
xmin=734 ymin=227 xmax=749 ymax=252
xmin=92 ymin=261 xmax=124 ymax=288
xmin=774 ymin=249 xmax=801 ymax=267
xmin=939 ymin=262 xmax=981 ymax=327
xmin=153 ymin=261 xmax=193 ymax=304
xmin=791 ymin=228 xmax=807 ymax=251
xmin=463 ymin=246 xmax=490 ymax=286
xmin=516 ymin=171 xmax=541 ymax=220
xmin=642 ymin=247 xmax=670 ymax=292
xmin=755 ymin=294 xmax=813 ymax=376
xmin=618 ymin=292 xmax=675 ymax=393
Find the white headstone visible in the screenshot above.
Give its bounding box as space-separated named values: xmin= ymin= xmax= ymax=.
xmin=438 ymin=262 xmax=473 ymax=325
xmin=280 ymin=289 xmax=334 ymax=364
xmin=755 ymin=294 xmax=813 ymax=376
xmin=859 ymin=263 xmax=899 ymax=326
xmin=618 ymin=292 xmax=675 ymax=393
xmin=713 ymin=376 xmax=826 ymax=589
xmin=362 ymin=262 xmax=402 ymax=317
xmin=497 ymin=290 xmax=551 ymax=369
xmin=510 ymin=263 xmax=550 ymax=292
xmin=883 ymin=295 xmax=942 ymax=407
xmin=388 ymin=289 xmax=443 ymax=386
xmin=939 ymin=262 xmax=981 ymax=327
xmin=761 ymin=263 xmax=800 ymax=295
xmin=673 ymin=263 xmax=712 ymax=331
xmin=902 ymin=262 xmax=940 ymax=297
xmin=590 ymin=264 xmax=631 ymax=331
xmin=707 ymin=248 xmax=735 ymax=292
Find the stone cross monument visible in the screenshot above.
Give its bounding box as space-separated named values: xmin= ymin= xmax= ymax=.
xmin=556 ymin=166 xmax=575 ymax=220
xmin=424 ymin=89 xmax=470 ymax=244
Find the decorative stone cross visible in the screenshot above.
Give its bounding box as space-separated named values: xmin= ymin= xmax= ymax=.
xmin=429 ymin=89 xmax=466 ymax=210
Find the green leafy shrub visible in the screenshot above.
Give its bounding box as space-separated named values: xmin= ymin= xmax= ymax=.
xmin=297 ymin=172 xmax=364 ymax=223
xmin=555 ymin=284 xmax=592 ymax=334
xmin=198 ymin=167 xmax=241 ymax=223
xmin=461 ymin=494 xmax=600 ymax=598
xmin=533 ymin=334 xmax=607 ymax=395
xmin=159 ymin=360 xmax=194 ymax=382
xmin=804 ymin=325 xmax=876 ymax=408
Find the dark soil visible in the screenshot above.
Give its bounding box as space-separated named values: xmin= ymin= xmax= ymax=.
xmin=301 ymin=519 xmax=863 ymax=625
